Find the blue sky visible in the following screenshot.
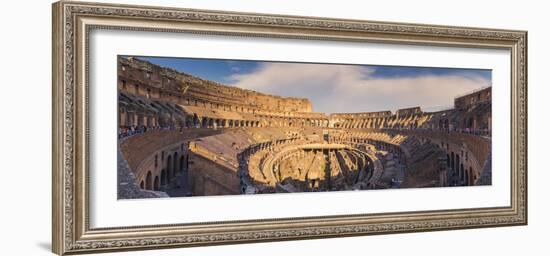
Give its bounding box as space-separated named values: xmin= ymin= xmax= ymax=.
xmin=138 ymin=57 xmax=259 ymax=84
xmin=135 ymin=56 xmax=491 ymax=113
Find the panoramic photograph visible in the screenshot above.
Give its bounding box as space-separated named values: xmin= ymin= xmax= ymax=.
xmin=117 ymin=56 xmax=492 ymax=199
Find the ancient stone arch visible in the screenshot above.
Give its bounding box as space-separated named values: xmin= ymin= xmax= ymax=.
xmin=154 ymin=176 xmax=160 ymax=190
xmin=469 ymin=167 xmax=474 ymax=185
xmin=167 ymin=155 xmax=173 ymax=181
xmin=456 ymin=155 xmax=460 ymax=178
xmin=183 ymin=154 xmax=185 ymax=172
xmin=451 ymin=152 xmax=455 ymax=173
xmin=145 ymin=171 xmax=152 ymax=190
xmin=460 ymin=163 xmax=465 ymax=185
xmin=173 ymin=152 xmax=179 ymax=175
xmin=161 ymin=169 xmax=167 ymax=186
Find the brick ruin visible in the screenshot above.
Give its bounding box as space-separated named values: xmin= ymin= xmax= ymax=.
xmin=117 ymin=56 xmax=492 ymax=199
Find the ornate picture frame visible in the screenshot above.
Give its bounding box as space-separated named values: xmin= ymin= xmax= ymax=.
xmin=52 ymin=1 xmax=527 ymax=255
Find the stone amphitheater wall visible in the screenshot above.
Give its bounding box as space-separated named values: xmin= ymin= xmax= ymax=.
xmin=117 ymin=56 xmax=492 ymax=198
xmin=118 ymin=57 xmax=313 ymax=114
xmin=187 ymin=152 xmax=241 ymax=196
xmin=118 ymin=129 xmax=220 ymax=193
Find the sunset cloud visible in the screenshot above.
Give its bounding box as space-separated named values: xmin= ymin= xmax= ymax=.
xmin=226 ymin=62 xmax=490 ymax=113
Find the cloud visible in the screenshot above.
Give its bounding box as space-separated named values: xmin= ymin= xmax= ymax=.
xmin=230 ymin=66 xmax=241 ymax=72
xmin=226 ymin=62 xmax=490 ymax=113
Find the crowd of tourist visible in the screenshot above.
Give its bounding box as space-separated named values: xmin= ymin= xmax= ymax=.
xmin=118 ymin=125 xmax=184 ymax=139
xmin=119 ymin=125 xmax=150 ymax=138
xmin=118 ymin=121 xmax=491 ymax=140
xmin=389 ymin=125 xmax=491 ymax=137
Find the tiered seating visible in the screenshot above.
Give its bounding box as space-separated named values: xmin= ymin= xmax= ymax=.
xmin=192 ymin=128 xmax=306 ymax=174
xmin=395 ymin=130 xmax=490 ymax=169
xmin=328 ymin=130 xmax=450 ymax=188
xmin=193 ymin=129 xmax=256 ymax=168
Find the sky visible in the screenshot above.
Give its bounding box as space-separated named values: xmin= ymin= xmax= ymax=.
xmin=137 ymin=56 xmax=491 ymax=113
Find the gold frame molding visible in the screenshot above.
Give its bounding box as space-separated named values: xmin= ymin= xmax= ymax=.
xmin=52 ymin=1 xmax=527 ymax=255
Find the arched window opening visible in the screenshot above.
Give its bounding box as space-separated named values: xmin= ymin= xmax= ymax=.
xmin=173 ymin=152 xmax=179 ymax=176
xmin=167 ymin=155 xmax=173 ymax=182
xmin=154 ymin=176 xmax=160 ymax=190
xmin=145 ymin=171 xmax=152 ymax=190
xmin=161 ymin=169 xmax=167 ymax=186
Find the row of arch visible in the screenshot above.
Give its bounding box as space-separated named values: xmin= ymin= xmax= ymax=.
xmin=172 ymin=113 xmax=331 ymax=129
xmin=447 ymin=151 xmax=476 ymax=186
xmin=121 ymin=58 xmax=323 ymax=117
xmin=119 ymin=109 xmax=157 ymax=128
xmin=431 ymin=113 xmax=491 ymax=134
xmin=119 ymin=108 xmax=332 ymax=131
xmin=140 ymin=151 xmax=189 ymax=191
xmin=187 ymin=114 xmax=260 ymax=129
xmin=121 ymin=109 xmax=487 ymax=135
xmin=120 ymin=108 xmax=334 ymax=130
xmin=119 ymin=96 xmax=489 ymax=138
xmin=121 ymin=78 xmax=311 ymax=117
xmin=262 ymin=117 xmax=329 ymax=128
xmin=333 ymin=116 xmax=425 ymax=130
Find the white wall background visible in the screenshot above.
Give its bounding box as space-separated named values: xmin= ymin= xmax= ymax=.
xmin=0 ymin=0 xmax=547 ymax=255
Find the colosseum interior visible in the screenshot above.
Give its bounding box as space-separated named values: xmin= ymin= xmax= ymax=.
xmin=117 ymin=56 xmax=492 ymax=199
